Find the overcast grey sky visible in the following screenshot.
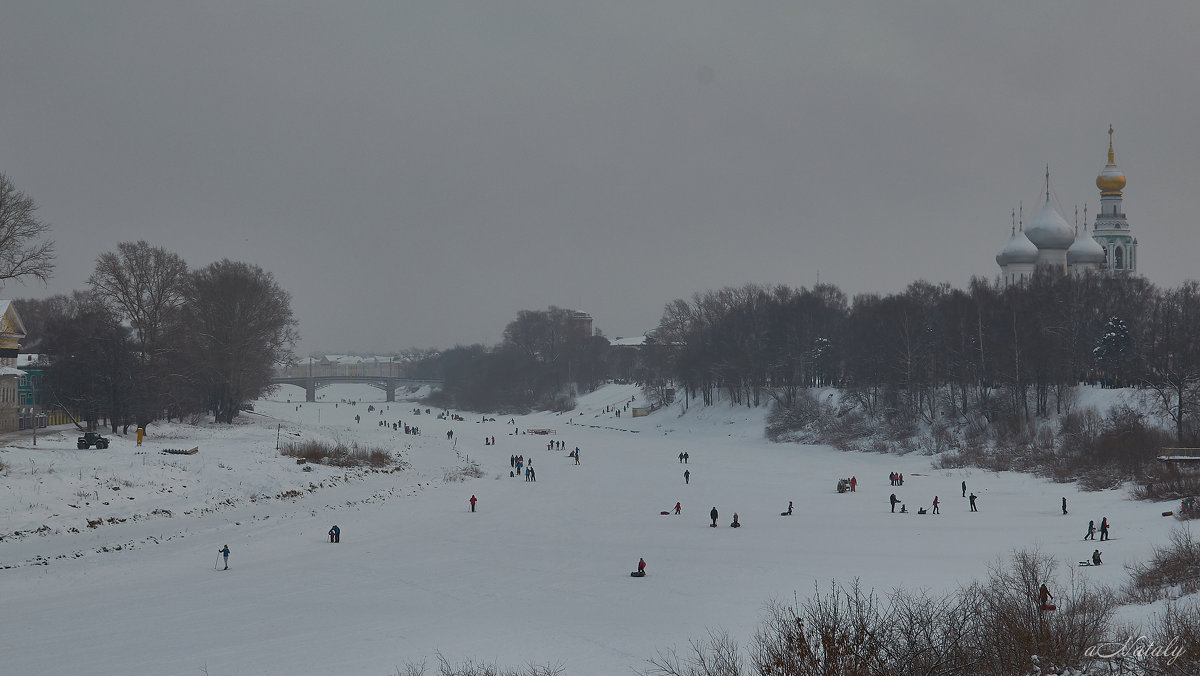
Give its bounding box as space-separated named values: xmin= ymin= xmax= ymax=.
xmin=2 ymin=2 xmax=1197 ymax=354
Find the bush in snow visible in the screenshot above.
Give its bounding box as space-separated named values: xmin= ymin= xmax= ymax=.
xmin=638 ymin=550 xmax=1116 ymax=676
xmin=1139 ymin=599 xmax=1200 ymax=675
xmin=1125 ymin=528 xmax=1200 ymax=602
xmin=280 ymin=440 xmax=392 ymax=467
xmin=397 ymin=653 xmax=564 ymax=675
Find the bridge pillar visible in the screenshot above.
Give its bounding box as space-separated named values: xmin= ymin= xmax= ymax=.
xmin=306 ymin=378 xmax=316 ymax=402
xmin=386 ymin=378 xmax=396 ymax=402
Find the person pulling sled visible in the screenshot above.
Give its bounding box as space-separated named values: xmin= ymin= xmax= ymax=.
xmin=631 ymin=557 xmax=647 ymax=577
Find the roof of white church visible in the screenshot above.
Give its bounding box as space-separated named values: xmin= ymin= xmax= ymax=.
xmin=997 ymin=229 xmax=1039 ymax=266
xmin=1024 ymin=200 xmax=1076 ymax=250
xmin=1067 ymin=227 xmax=1106 ymax=264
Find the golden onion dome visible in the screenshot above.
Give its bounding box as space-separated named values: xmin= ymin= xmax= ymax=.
xmin=1096 ymin=125 xmax=1126 ymax=194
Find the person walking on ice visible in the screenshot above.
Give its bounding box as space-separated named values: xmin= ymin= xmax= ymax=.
xmin=574 ymin=449 xmax=580 ymax=465
xmin=218 ymin=544 xmax=230 ymax=570
xmin=470 ymin=495 xmax=477 ymax=512
xmin=1085 ymin=520 xmax=1096 ymax=540
xmin=962 ymin=480 xmax=966 ymax=498
xmin=969 ymin=493 xmax=978 ymax=512
xmin=674 ymin=502 xmax=682 ymax=515
xmin=890 ymin=493 xmax=899 ymax=513
xmin=850 ymin=476 xmax=856 ymax=492
xmin=710 ymin=506 xmax=719 ymax=527
xmin=328 ymin=525 xmax=340 ymax=543
xmin=1100 ymin=517 xmax=1109 ymax=541
xmin=932 ymin=496 xmax=939 ymax=514
xmin=684 ymin=469 xmax=690 ymax=485
xmin=1062 ymin=497 xmax=1068 ymax=515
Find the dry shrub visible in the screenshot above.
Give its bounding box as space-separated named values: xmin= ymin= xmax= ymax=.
xmin=443 ymin=463 xmax=484 ymax=482
xmin=281 ymin=440 xmax=392 ymax=467
xmin=397 ymin=653 xmax=565 ymax=676
xmin=1126 ymin=528 xmax=1200 ymax=602
xmin=975 ymin=549 xmax=1116 ymax=675
xmin=1139 ymin=599 xmax=1200 ymax=676
xmin=637 ymin=550 xmax=1116 ymax=676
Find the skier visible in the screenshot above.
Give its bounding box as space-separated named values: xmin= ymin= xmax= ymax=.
xmin=470 ymin=495 xmax=477 ymax=512
xmin=731 ymin=513 xmax=740 ymax=528
xmin=969 ymin=493 xmax=978 ymax=512
xmin=218 ymin=544 xmax=230 ymax=570
xmin=890 ymin=493 xmax=899 ymax=513
xmin=1092 ymin=549 xmax=1102 ymax=565
xmin=684 ymin=469 xmax=690 ymax=485
xmin=932 ymin=496 xmax=939 ymax=514
xmin=674 ymin=502 xmax=682 ymax=515
xmin=1039 ymin=583 xmax=1053 ymax=610
xmin=710 ymin=506 xmax=718 ymax=527
xmin=329 ymin=525 xmax=340 ymax=543
xmin=1100 ymin=517 xmax=1109 ymax=541
xmin=850 ymin=476 xmax=856 ymax=492
xmin=962 ymin=480 xmax=967 ymax=498
xmin=1062 ymin=497 xmax=1068 ymax=515
xmin=1085 ymin=520 xmax=1096 ymax=540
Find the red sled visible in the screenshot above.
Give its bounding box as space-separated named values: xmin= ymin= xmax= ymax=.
xmin=660 ymin=511 xmax=670 ymax=515
xmin=1041 ymin=604 xmax=1056 ymax=611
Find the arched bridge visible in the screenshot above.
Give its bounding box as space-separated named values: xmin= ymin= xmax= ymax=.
xmin=270 ymin=375 xmax=442 ymax=402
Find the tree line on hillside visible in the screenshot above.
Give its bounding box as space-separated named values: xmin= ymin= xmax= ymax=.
xmin=17 ymin=241 xmax=297 ymax=430
xmin=646 ymin=270 xmax=1200 ymax=447
xmin=425 ymin=270 xmax=1200 ymax=450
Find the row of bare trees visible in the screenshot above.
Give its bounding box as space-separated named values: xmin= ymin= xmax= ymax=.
xmin=421 ymin=306 xmax=609 ymax=412
xmin=649 ymin=270 xmax=1200 ymax=446
xmin=18 ymin=242 xmax=297 ymax=429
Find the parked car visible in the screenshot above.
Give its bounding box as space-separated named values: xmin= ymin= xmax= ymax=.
xmin=77 ymin=432 xmax=110 ymax=449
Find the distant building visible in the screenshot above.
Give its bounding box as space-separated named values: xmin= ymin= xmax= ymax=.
xmin=0 ymin=302 xmax=27 ymax=432
xmin=996 ymin=126 xmax=1136 ymax=284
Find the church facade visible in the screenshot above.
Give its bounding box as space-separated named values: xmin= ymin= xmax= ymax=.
xmin=996 ymin=127 xmax=1137 ymax=284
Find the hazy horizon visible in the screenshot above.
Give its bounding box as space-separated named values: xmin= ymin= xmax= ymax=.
xmin=3 ymin=2 xmax=1197 ymax=354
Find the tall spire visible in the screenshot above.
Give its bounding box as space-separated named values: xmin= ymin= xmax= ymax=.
xmin=1011 ymin=208 xmax=1016 ymax=235
xmin=1045 ymin=164 xmax=1051 ymax=203
xmin=1084 ymin=204 xmax=1088 ymax=232
xmin=1019 ymin=201 xmax=1024 ymax=230
xmin=1097 ymin=126 xmax=1126 ymax=195
xmin=1074 ymin=205 xmax=1079 ymax=234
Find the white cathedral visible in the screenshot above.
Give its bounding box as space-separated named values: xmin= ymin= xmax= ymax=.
xmin=996 ymin=126 xmax=1138 ymax=284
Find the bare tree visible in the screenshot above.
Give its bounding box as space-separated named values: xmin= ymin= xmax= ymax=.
xmin=183 ymin=260 xmax=297 ymax=423
xmin=0 ymin=173 xmax=56 ymax=286
xmin=88 ymin=241 xmax=189 ymax=364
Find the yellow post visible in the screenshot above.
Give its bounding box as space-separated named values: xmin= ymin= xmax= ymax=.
xmin=136 ymin=427 xmax=144 ymax=446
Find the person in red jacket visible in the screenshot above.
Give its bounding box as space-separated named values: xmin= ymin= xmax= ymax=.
xmin=850 ymin=476 xmax=857 ymax=492
xmin=638 ymin=558 xmax=646 ymax=574
xmin=674 ymin=502 xmax=681 ymax=515
xmin=469 ymin=495 xmax=477 ymax=512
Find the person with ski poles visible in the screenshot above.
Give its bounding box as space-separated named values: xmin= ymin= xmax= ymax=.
xmin=218 ymin=544 xmax=230 ymax=570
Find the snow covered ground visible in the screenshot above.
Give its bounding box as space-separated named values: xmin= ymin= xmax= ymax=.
xmin=0 ymin=383 xmax=1185 ymax=675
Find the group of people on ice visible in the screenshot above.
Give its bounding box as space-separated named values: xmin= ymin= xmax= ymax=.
xmin=1083 ymin=517 xmax=1111 ymax=541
